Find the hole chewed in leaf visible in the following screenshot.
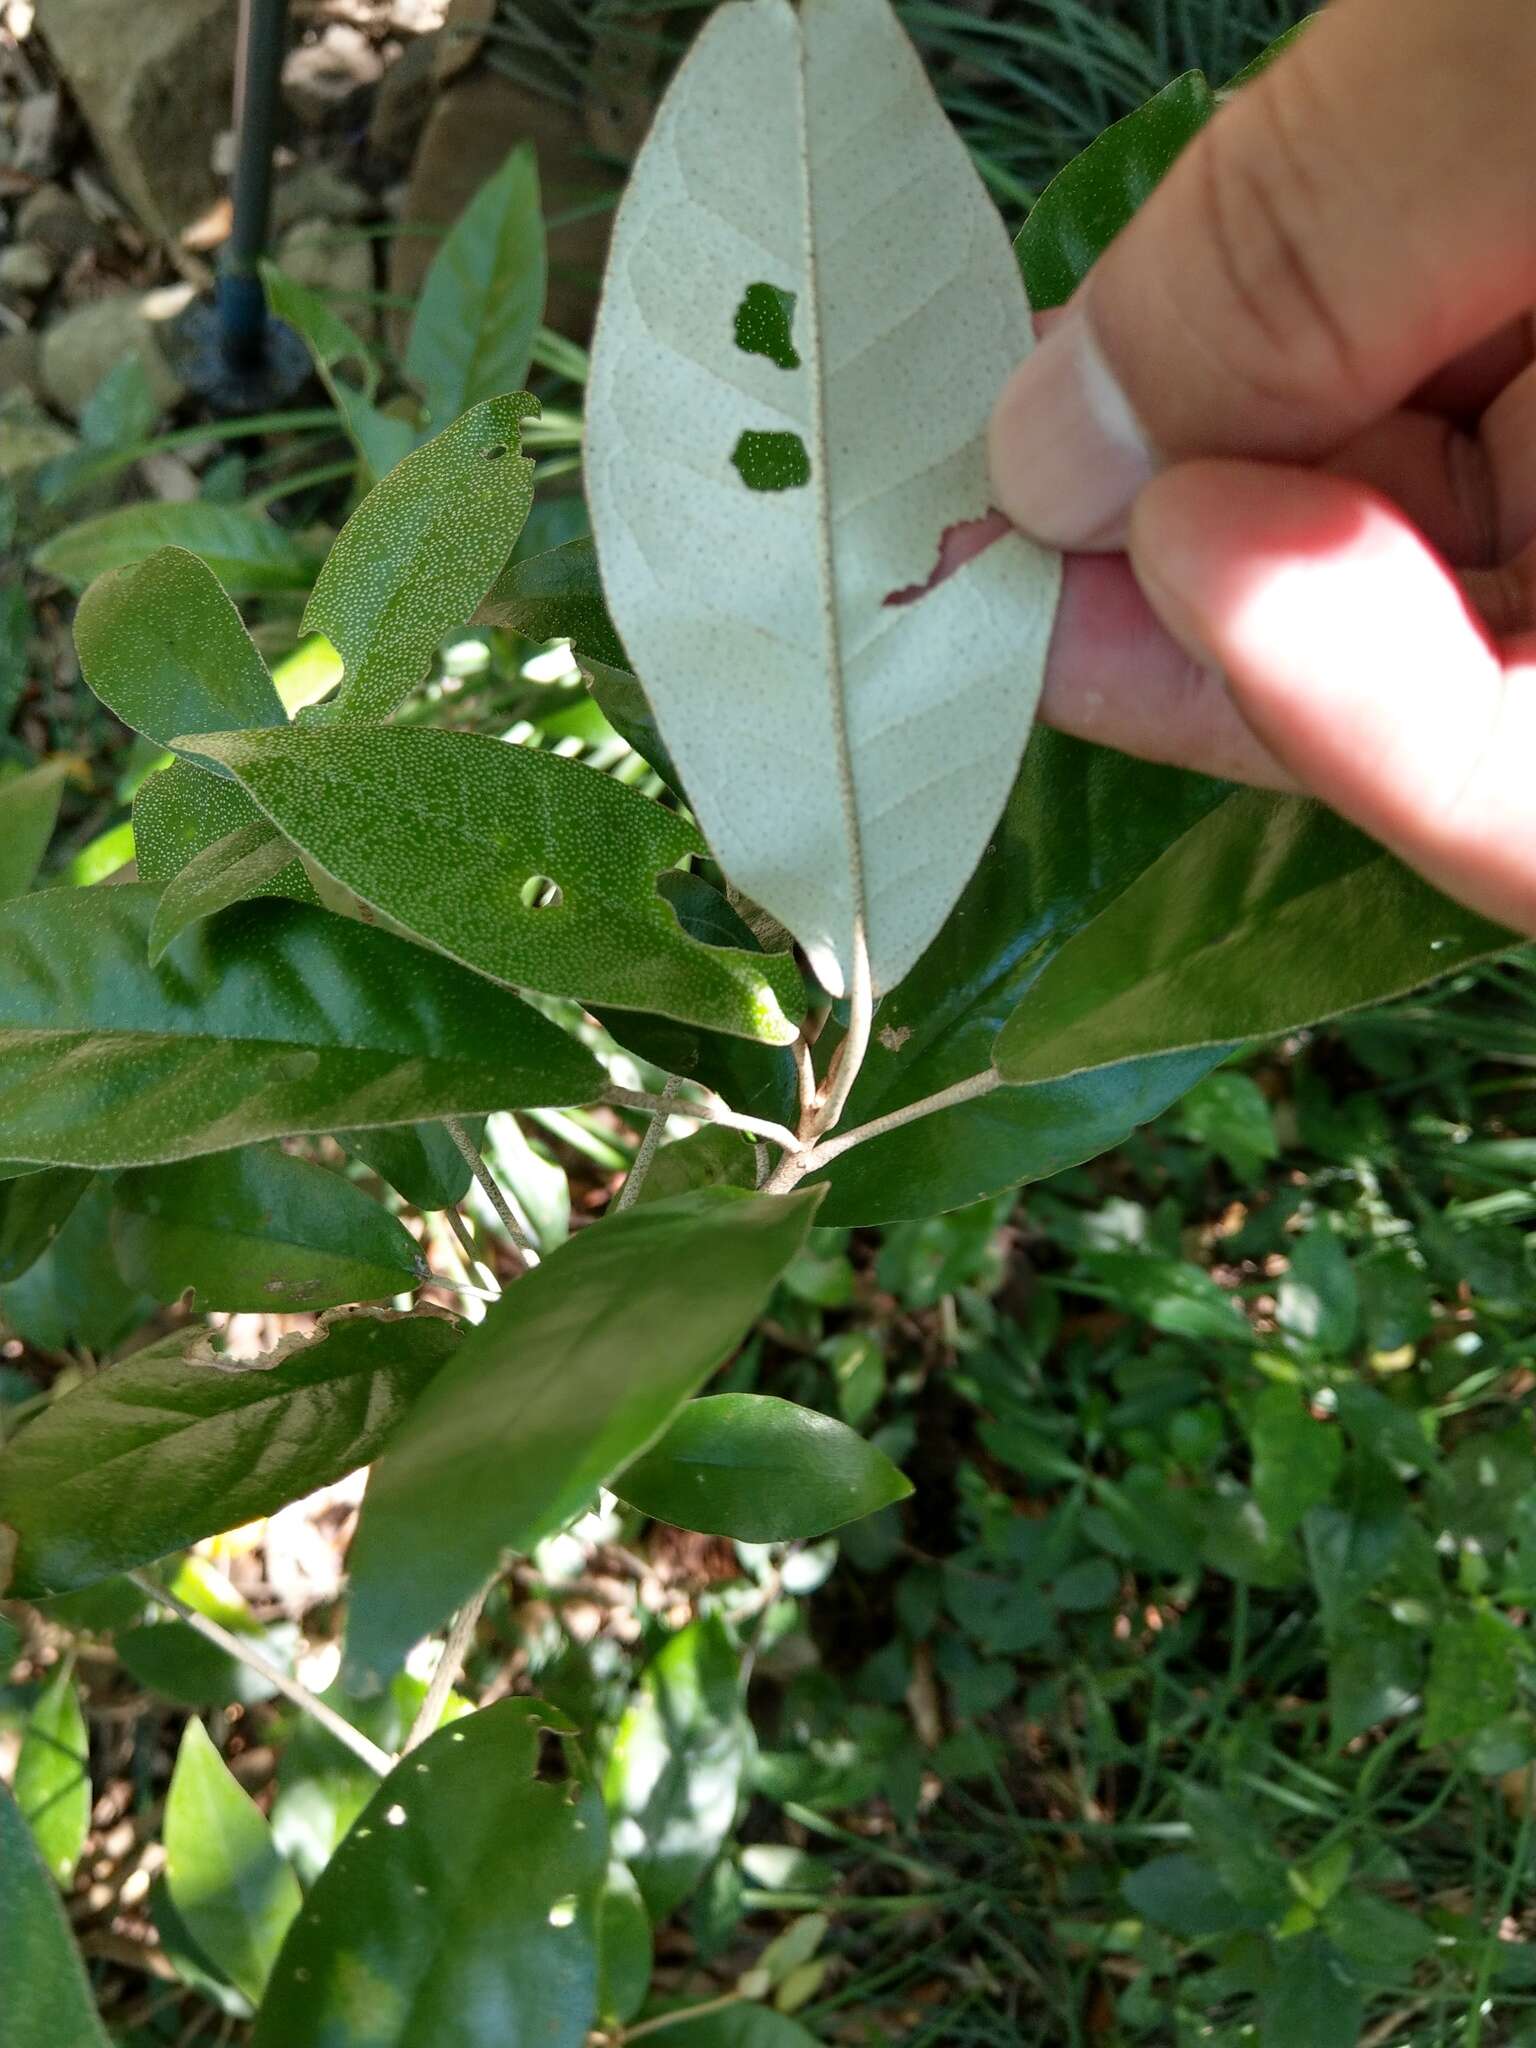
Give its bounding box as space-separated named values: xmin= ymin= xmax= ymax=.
xmin=732 ymin=429 xmax=811 ymax=492
xmin=480 ymin=442 xmax=510 ymax=462
xmin=883 ymin=507 xmax=1013 ymax=606
xmin=734 ymin=282 xmax=800 ymax=369
xmin=519 ymin=874 xmax=564 ymax=910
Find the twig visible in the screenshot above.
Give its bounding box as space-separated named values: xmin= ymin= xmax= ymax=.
xmin=445 ymin=1118 xmax=535 ymax=1268
xmin=443 ymin=1205 xmax=501 ymax=1296
xmin=802 ymin=1067 xmax=1002 ymax=1169
xmin=621 ymin=1991 xmax=748 ymax=2042
xmin=813 ymin=926 xmax=874 ymax=1135
xmin=127 ymin=1571 xmax=391 ymax=1777
xmin=402 ymin=1575 xmax=496 ymax=1755
xmin=612 ymin=1075 xmax=681 ymax=1213
xmin=601 ymin=1086 xmax=801 ymax=1155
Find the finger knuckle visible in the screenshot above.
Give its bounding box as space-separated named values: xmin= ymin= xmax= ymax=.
xmin=1179 ymin=61 xmax=1368 ymax=424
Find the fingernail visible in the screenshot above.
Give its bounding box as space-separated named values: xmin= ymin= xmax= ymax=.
xmin=987 ymin=297 xmax=1157 ymax=550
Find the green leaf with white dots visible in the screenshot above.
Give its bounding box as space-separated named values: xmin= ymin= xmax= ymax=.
xmin=148 ymin=819 xmax=320 ymax=961
xmin=179 ymin=725 xmax=805 ymax=1044
xmin=73 ymin=546 xmax=286 ymax=758
xmin=0 ymin=883 xmax=600 ymax=1169
xmin=165 ymin=1719 xmax=303 ymax=2005
xmin=251 ymin=1700 xmax=605 ymax=2048
xmin=0 ymin=1309 xmax=462 ymax=1598
xmin=111 ymin=1144 xmax=429 ymax=1310
xmin=305 ymin=395 xmax=538 ymax=724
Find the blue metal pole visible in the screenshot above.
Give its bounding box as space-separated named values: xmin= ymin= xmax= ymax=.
xmin=219 ymin=0 xmax=290 ymax=371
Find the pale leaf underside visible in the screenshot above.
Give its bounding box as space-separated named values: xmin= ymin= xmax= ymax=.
xmin=587 ymin=0 xmax=1060 ymax=996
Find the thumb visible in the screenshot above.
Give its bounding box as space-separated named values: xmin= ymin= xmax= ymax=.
xmin=990 ymin=0 xmax=1536 ymax=549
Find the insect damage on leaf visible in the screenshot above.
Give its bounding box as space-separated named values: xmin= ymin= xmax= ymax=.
xmin=883 ymin=509 xmax=1015 ymax=607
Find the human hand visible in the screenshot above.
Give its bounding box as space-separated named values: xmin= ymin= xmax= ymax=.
xmin=989 ymin=0 xmax=1536 ymax=936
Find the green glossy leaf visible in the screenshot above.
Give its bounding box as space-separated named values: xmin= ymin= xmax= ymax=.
xmin=1277 ymin=1226 xmax=1359 ymax=1356
xmin=1227 ymin=18 xmax=1312 ymax=88
xmin=597 ymin=1862 xmax=651 ymax=2028
xmin=338 ymin=1119 xmax=481 ymax=1211
xmin=582 ymin=658 xmax=685 ymax=794
xmin=73 ymin=547 xmax=286 ymax=757
xmin=182 ymin=726 xmax=805 ymax=1045
xmin=0 ymin=1166 xmax=92 ymax=1283
xmin=117 ymin=1616 xmax=296 ymax=1709
xmin=606 ymin=1613 xmax=746 ymax=1921
xmin=1328 ymin=1614 xmax=1421 ymax=1749
xmin=1172 ymin=1070 xmax=1278 ymax=1181
xmin=346 ymin=1186 xmax=821 ymax=1690
xmin=0 ymin=884 xmax=599 ymax=1169
xmin=1015 ymin=72 xmax=1213 ymax=308
xmin=477 ymin=536 xmax=627 ymax=670
xmin=649 ymin=2011 xmax=821 ymax=2048
xmin=1248 ymin=1387 xmax=1343 ymax=1540
xmin=632 ymin=1126 xmax=758 ymax=1207
xmin=14 ymin=1663 xmax=90 ymax=1886
xmin=994 ymin=793 xmax=1509 ymax=1088
xmin=0 ymin=759 xmax=69 ymax=901
xmin=165 ymin=1719 xmax=303 ymax=2005
xmin=599 ymin=872 xmax=800 ymax=1121
xmin=111 ymin=1143 xmax=427 ymax=1309
xmin=261 ymin=262 xmax=416 ymax=483
xmin=616 ymin=1394 xmax=911 ymax=1541
xmin=0 ymin=1309 xmax=461 ymax=1597
xmin=1259 ymin=1933 xmax=1363 ymax=2048
xmin=0 ymin=1178 xmax=153 ymax=1353
xmin=304 ymin=395 xmax=537 ymax=723
xmin=251 ymin=1700 xmax=605 ymax=2048
xmin=587 ymin=0 xmax=1060 ymax=999
xmin=1423 ymin=1609 xmax=1523 ymax=1747
xmin=1078 ymin=1251 xmax=1251 ymax=1342
xmin=35 ymin=501 xmax=322 ymax=596
xmin=406 ymin=142 xmax=547 ymax=431
xmin=813 ymin=729 xmax=1231 ymax=1223
xmin=0 ymin=1780 xmax=112 ymax=2048
xmin=147 ymin=817 xmax=319 ymax=960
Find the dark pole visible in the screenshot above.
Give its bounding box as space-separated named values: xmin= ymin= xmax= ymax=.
xmin=219 ymin=0 xmax=290 ymax=372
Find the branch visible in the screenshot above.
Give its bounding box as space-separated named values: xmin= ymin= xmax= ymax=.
xmin=812 ymin=924 xmax=873 ymax=1134
xmin=801 ymin=1067 xmax=1001 ymax=1169
xmin=601 ymin=1086 xmax=801 ymax=1156
xmin=445 ymin=1117 xmax=536 ymax=1268
xmin=127 ymin=1571 xmax=392 ymax=1778
xmin=612 ymin=1075 xmax=681 ymax=1213
xmin=402 ymin=1575 xmax=496 ymax=1755
xmin=621 ymin=1991 xmax=748 ymax=2042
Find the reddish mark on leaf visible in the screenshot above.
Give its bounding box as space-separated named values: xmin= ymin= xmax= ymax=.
xmin=882 ymin=507 xmax=1012 ymax=607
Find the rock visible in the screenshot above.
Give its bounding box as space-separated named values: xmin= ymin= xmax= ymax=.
xmin=11 ymin=92 xmax=62 ymax=179
xmin=274 ymin=219 xmax=375 ymax=318
xmin=32 ymin=0 xmax=235 ymax=241
xmin=0 ymin=332 xmax=44 ymax=402
xmin=271 ymin=163 xmax=372 ymax=236
xmin=41 ymin=286 xmax=192 ymax=422
xmin=16 ymin=182 xmax=101 ymax=261
xmin=367 ymin=31 xmax=437 ymax=171
xmin=282 ymin=24 xmax=384 ymax=132
xmin=0 ymin=242 xmax=57 ymax=295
